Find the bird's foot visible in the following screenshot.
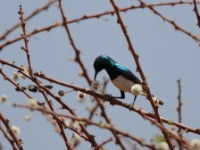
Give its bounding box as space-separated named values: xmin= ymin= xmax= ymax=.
xmin=127 ymin=103 xmax=134 ymax=110
xmin=105 ymin=94 xmax=116 ymax=105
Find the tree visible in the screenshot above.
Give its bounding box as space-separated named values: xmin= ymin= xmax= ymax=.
xmin=0 ymin=0 xmax=200 ymax=149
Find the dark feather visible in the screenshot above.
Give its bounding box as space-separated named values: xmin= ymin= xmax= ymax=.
xmin=114 ymin=63 xmax=141 ymax=84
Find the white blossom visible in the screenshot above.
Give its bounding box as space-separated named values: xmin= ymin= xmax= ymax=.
xmin=11 ymin=126 xmax=20 ymax=136
xmin=23 ymin=114 xmax=31 ymax=122
xmin=77 ymin=92 xmax=86 ymax=103
xmin=28 ymin=98 xmax=38 ymax=108
xmin=72 ymin=133 xmax=82 ymax=143
xmin=91 ymin=81 xmax=102 ymax=93
xmin=191 ymin=139 xmax=200 ymax=150
xmin=11 ymin=72 xmax=20 ymax=81
xmin=157 ymin=142 xmax=169 ymax=150
xmin=20 ymin=68 xmax=29 ymax=79
xmin=0 ymin=94 xmax=8 ymax=103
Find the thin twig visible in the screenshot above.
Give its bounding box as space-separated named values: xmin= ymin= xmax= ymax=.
xmin=93 ymin=137 xmax=113 ymax=150
xmin=177 ymin=79 xmax=183 ymax=150
xmin=18 ymin=5 xmax=34 ymax=79
xmin=177 ymin=79 xmax=183 ymax=126
xmin=193 ymin=0 xmax=200 ymax=28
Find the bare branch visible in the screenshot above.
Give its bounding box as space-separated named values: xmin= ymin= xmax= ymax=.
xmin=177 ymin=79 xmax=183 ymax=150
xmin=18 ymin=5 xmax=34 ymax=79
xmin=193 ymin=0 xmax=200 ymax=28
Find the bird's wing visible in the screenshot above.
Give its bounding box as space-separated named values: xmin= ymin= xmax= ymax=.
xmin=115 ymin=63 xmax=141 ymax=84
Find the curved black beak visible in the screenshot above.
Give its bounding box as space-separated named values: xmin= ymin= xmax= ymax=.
xmin=94 ymin=71 xmax=97 ymax=80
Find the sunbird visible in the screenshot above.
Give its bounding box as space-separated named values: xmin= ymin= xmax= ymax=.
xmin=94 ymin=55 xmax=163 ymax=105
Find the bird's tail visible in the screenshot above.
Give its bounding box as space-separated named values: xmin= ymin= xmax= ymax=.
xmin=141 ymin=92 xmax=164 ymax=106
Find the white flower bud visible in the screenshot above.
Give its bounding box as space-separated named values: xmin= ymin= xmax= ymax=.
xmin=157 ymin=142 xmax=169 ymax=150
xmin=191 ymin=139 xmax=200 ymax=150
xmin=131 ymin=84 xmax=143 ymax=96
xmin=11 ymin=126 xmax=21 ymax=136
xmin=11 ymin=72 xmax=20 ymax=81
xmin=0 ymin=94 xmax=8 ymax=103
xmin=77 ymin=92 xmax=86 ymax=103
xmin=28 ymin=98 xmax=38 ymax=108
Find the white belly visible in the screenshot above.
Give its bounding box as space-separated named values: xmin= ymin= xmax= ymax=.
xmin=112 ymin=76 xmax=135 ymax=92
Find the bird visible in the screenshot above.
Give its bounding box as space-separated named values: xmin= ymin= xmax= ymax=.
xmin=93 ymin=55 xmax=163 ymax=105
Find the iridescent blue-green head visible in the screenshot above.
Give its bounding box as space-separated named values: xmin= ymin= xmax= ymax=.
xmin=94 ymin=55 xmax=115 ymax=80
